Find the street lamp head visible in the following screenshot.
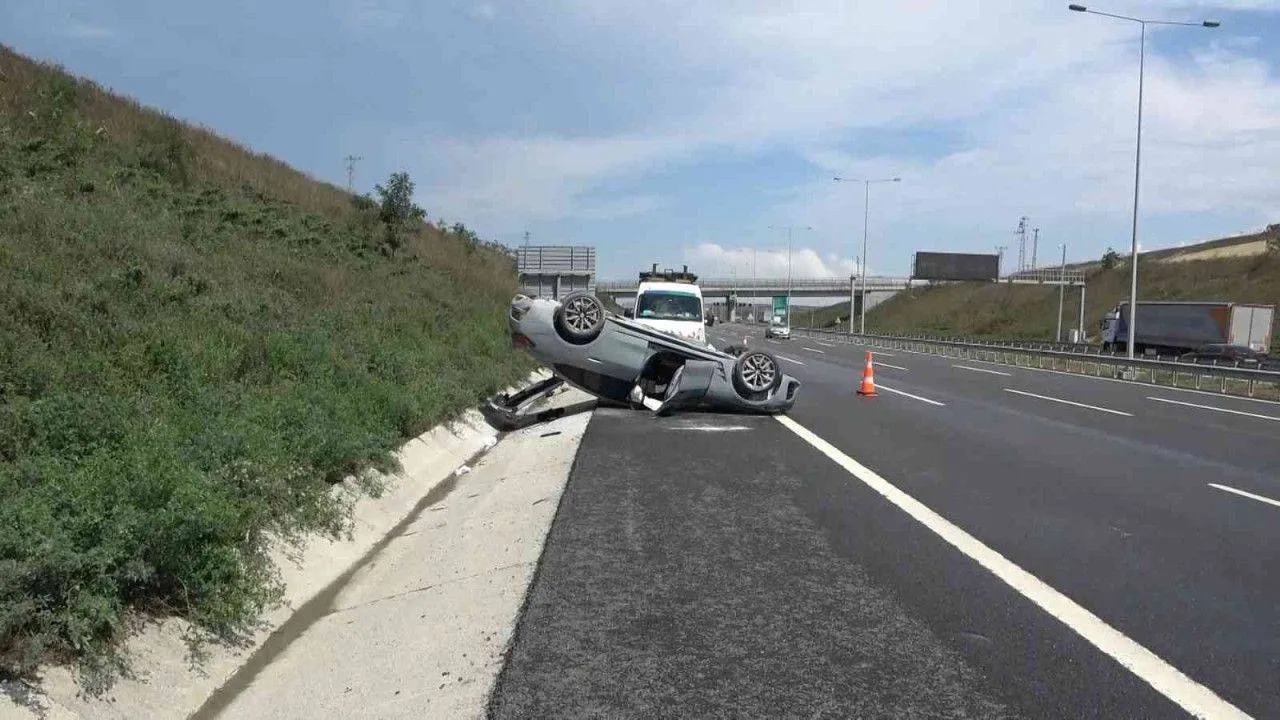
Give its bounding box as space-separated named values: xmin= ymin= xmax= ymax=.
xmin=1068 ymin=4 xmax=1087 ymax=11
xmin=891 ymin=177 xmax=901 ymax=182
xmin=1203 ymin=20 xmax=1220 ymax=27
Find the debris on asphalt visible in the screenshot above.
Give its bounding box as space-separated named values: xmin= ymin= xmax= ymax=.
xmin=455 ymin=465 xmax=472 ymax=477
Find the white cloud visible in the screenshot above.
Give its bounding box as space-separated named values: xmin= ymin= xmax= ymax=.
xmin=684 ymin=243 xmax=860 ymax=280
xmin=62 ymin=22 xmax=116 ymax=39
xmin=416 ymin=1 xmax=1280 ymax=264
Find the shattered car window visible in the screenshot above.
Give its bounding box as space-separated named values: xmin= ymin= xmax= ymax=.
xmin=636 ymin=292 xmax=701 ymax=321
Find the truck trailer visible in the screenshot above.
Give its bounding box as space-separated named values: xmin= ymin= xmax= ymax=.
xmin=1099 ymin=301 xmax=1275 ymax=355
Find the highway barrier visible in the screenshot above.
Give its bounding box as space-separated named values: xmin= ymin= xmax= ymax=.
xmin=795 ymin=328 xmax=1280 ymax=401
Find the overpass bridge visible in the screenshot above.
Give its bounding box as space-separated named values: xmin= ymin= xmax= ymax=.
xmin=597 ymin=268 xmax=1086 ymax=299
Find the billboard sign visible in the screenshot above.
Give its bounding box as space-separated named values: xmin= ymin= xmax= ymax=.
xmin=771 ymin=296 xmax=790 ymax=325
xmin=912 ymin=251 xmax=1000 ymax=281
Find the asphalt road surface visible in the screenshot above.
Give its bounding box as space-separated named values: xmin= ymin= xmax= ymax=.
xmin=489 ymin=323 xmax=1280 ymax=719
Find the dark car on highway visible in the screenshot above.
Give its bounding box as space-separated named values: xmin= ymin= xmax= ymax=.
xmin=1178 ymin=344 xmax=1277 ymax=369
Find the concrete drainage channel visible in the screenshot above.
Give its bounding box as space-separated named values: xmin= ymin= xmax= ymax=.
xmin=7 ymin=380 xmax=596 ymax=720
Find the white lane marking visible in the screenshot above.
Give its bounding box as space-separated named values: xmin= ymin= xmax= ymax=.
xmin=954 ymin=356 xmax=1280 ymax=407
xmin=1147 ymin=396 xmax=1280 ymax=422
xmin=876 ymin=361 xmax=908 ymax=371
xmin=776 ymin=355 xmax=806 ymax=366
xmin=1209 ymin=483 xmax=1280 ymax=509
xmin=875 ymin=383 xmax=945 ymax=407
xmin=803 ymin=347 xmax=826 ymax=354
xmin=1003 ymin=388 xmax=1132 ymax=417
xmin=774 ymin=415 xmax=1253 ymax=720
xmin=953 ymin=364 xmax=1012 ymax=377
xmin=673 ymin=425 xmax=754 ymax=432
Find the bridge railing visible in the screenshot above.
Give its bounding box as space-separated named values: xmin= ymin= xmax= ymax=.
xmin=597 ymin=270 xmax=1086 ymax=292
xmin=791 ymin=327 xmax=1280 ymax=400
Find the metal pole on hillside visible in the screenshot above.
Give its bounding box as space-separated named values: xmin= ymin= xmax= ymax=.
xmin=1069 ymin=4 xmax=1218 ymax=358
xmin=344 ymin=155 xmax=362 ymax=193
xmin=1057 ymin=243 xmax=1067 ymax=342
xmin=1078 ymin=283 xmax=1087 ymax=339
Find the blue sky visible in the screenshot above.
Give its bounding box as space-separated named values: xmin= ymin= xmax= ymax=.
xmin=5 ymin=1 xmax=1280 ymax=282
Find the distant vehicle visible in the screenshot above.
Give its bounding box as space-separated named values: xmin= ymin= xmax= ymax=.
xmin=1099 ymin=301 xmax=1274 ymax=355
xmin=765 ymin=321 xmax=791 ymax=340
xmin=483 ymin=293 xmax=800 ymax=428
xmin=1178 ymin=344 xmax=1276 ymax=369
xmin=628 ymin=264 xmax=707 ymax=346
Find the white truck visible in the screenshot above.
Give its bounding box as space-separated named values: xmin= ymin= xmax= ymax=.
xmin=625 ymin=265 xmax=708 ymax=346
xmin=1100 ymin=301 xmax=1275 ymax=355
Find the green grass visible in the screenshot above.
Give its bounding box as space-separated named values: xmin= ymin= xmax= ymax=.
xmin=0 ymin=46 xmax=532 ymax=691
xmin=799 ymin=244 xmax=1280 ymax=351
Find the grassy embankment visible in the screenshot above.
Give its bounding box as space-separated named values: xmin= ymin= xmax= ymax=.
xmin=0 ymin=46 xmax=532 ymax=691
xmin=807 ymin=235 xmax=1280 ymax=349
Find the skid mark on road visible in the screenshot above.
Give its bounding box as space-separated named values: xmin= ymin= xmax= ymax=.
xmin=775 ymin=415 xmax=1253 ymax=720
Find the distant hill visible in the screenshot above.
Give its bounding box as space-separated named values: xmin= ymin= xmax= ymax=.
xmin=805 ymin=228 xmax=1280 ymax=347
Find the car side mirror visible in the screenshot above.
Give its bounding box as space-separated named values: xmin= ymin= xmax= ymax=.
xmin=623 ymin=308 xmax=634 ymax=318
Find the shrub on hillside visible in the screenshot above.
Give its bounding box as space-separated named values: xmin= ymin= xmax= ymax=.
xmin=0 ymin=50 xmax=531 ymax=692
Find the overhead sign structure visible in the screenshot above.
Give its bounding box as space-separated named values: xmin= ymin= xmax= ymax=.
xmin=912 ymin=251 xmax=1000 ymax=281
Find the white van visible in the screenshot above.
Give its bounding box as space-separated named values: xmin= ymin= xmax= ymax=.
xmin=627 ymin=265 xmax=707 ymax=346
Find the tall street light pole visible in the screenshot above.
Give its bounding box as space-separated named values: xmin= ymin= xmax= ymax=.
xmin=768 ymin=225 xmax=812 ymax=328
xmin=834 ymin=176 xmax=900 ymax=334
xmin=1056 ymin=243 xmax=1067 ymax=342
xmin=1068 ymin=4 xmax=1219 ymax=358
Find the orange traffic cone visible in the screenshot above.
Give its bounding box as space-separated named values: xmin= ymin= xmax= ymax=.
xmin=857 ymin=352 xmax=877 ymax=397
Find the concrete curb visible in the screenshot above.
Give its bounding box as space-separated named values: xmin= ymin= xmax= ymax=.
xmin=4 ymin=377 xmax=546 ymax=720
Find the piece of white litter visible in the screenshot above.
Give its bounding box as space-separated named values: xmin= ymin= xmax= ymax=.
xmin=455 ymin=465 xmax=472 ymax=476
xmin=482 ymin=437 xmax=497 ymax=450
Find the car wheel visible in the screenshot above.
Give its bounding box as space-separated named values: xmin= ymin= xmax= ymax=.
xmin=554 ymin=292 xmax=605 ymax=344
xmin=733 ymin=350 xmax=782 ymax=398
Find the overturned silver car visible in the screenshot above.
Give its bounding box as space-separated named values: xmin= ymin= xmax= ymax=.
xmin=482 ymin=293 xmax=800 ymax=429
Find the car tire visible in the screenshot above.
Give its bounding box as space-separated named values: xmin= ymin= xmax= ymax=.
xmin=733 ymin=350 xmax=782 ymax=399
xmin=553 ymin=292 xmax=606 ymax=344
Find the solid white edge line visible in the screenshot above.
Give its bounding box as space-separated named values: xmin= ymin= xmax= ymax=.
xmin=876 ymin=361 xmax=909 ymax=371
xmin=803 ymin=347 xmax=827 ymax=354
xmin=875 ymin=383 xmax=945 ymax=406
xmin=1147 ymin=396 xmax=1280 ymax=422
xmin=940 ymin=354 xmax=1280 ymax=407
xmin=774 ymin=415 xmax=1252 ymax=720
xmin=1004 ymin=388 xmax=1132 ymax=417
xmin=776 ymin=355 xmax=806 ymax=365
xmin=1208 ymin=483 xmax=1280 ymax=509
xmin=953 ymin=364 xmax=1012 ymax=377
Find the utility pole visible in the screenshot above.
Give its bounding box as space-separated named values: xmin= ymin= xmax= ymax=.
xmin=523 ymin=230 xmax=530 ymax=246
xmin=1056 ymin=243 xmax=1067 ymax=342
xmin=995 ymin=245 xmax=1007 ymax=274
xmin=1015 ymin=217 xmax=1028 ymax=272
xmin=344 ymin=154 xmax=362 ymax=193
xmin=1032 ymin=227 xmax=1040 ymax=269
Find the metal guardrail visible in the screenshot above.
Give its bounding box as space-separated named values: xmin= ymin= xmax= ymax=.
xmin=793 ymin=328 xmax=1280 ymax=400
